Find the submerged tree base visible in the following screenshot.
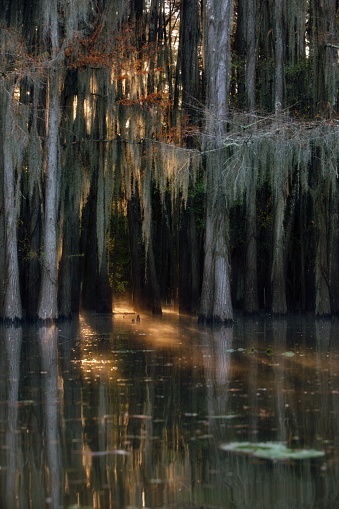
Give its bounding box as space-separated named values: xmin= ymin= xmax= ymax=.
xmin=198 ymin=314 xmax=234 ymax=326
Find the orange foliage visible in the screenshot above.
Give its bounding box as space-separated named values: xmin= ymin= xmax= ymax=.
xmin=64 ymin=22 xmax=158 ymax=73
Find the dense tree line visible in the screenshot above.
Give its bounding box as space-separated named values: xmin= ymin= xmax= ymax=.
xmin=0 ymin=0 xmax=338 ymax=323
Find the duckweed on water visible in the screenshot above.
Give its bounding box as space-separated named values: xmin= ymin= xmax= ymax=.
xmin=219 ymin=442 xmax=325 ymax=460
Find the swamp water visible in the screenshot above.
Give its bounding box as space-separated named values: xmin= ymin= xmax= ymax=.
xmin=1 ymin=311 xmax=339 ymax=508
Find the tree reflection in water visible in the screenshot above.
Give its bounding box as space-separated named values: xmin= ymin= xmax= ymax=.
xmin=1 ymin=314 xmax=339 ymax=507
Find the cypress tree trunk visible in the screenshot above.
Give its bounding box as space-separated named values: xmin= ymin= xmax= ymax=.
xmin=25 ymin=183 xmax=42 ymax=319
xmin=244 ymin=168 xmax=259 ymax=313
xmin=2 ymin=86 xmax=22 ymax=321
xmin=127 ymin=193 xmax=143 ymax=311
xmin=58 ymin=194 xmax=80 ymax=319
xmin=199 ymin=171 xmax=233 ymax=323
xmin=271 ymin=190 xmax=287 ymax=314
xmin=314 ymin=177 xmax=331 ymax=316
xmin=179 ymin=209 xmax=191 ymax=314
xmin=37 ymin=2 xmax=60 ymax=321
xmin=0 ymin=154 xmax=5 ymax=317
xmin=180 ymin=0 xmax=200 ymax=116
xmin=274 ymin=0 xmax=284 ymax=113
xmin=81 ymin=185 xmax=98 ymax=311
xmin=37 ymin=66 xmax=60 ymax=320
xmin=329 ymin=192 xmax=339 ymax=314
xmin=310 ymin=0 xmax=338 ymax=116
xmin=179 ymin=202 xmax=201 ymax=315
xmin=246 ymin=0 xmax=256 ymax=110
xmin=146 ymin=237 xmax=162 ymax=315
xmin=199 ymin=0 xmax=234 ymax=324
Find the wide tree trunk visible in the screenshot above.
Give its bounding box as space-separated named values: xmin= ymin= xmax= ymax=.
xmin=199 ymin=180 xmax=233 ymax=323
xmin=199 ymin=0 xmax=234 ymax=323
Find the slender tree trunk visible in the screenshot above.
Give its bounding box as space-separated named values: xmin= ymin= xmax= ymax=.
xmin=329 ymin=192 xmax=339 ymax=313
xmin=58 ymin=194 xmax=80 ymax=319
xmin=81 ymin=186 xmax=98 ymax=311
xmin=271 ymin=190 xmax=287 ymax=314
xmin=0 ymin=166 xmax=4 ymax=317
xmin=274 ymin=0 xmax=284 ymax=113
xmin=25 ymin=183 xmax=42 ymax=319
xmin=246 ymin=0 xmax=256 ymax=110
xmin=180 ymin=0 xmax=200 ymax=115
xmin=310 ymin=0 xmax=338 ymax=116
xmin=37 ymin=66 xmax=60 ymax=320
xmin=244 ymin=167 xmax=259 ymax=312
xmin=299 ymin=193 xmax=307 ymax=312
xmin=127 ymin=193 xmax=143 ymax=311
xmin=2 ymin=86 xmax=22 ymax=321
xmin=146 ymin=237 xmax=162 ymax=315
xmin=314 ymin=177 xmax=331 ymax=316
xmin=38 ymin=3 xmax=60 ymax=320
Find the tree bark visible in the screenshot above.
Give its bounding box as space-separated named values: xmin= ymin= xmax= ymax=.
xmin=25 ymin=183 xmax=42 ymax=319
xmin=37 ymin=2 xmax=60 ymax=321
xmin=329 ymin=192 xmax=339 ymax=313
xmin=2 ymin=85 xmax=22 ymax=321
xmin=146 ymin=237 xmax=162 ymax=315
xmin=244 ymin=168 xmax=259 ymax=312
xmin=271 ymin=190 xmax=287 ymax=314
xmin=127 ymin=193 xmax=143 ymax=310
xmin=246 ymin=0 xmax=256 ymax=110
xmin=314 ymin=177 xmax=331 ymax=316
xmin=199 ymin=0 xmax=234 ymax=324
xmin=274 ymin=0 xmax=284 ymax=114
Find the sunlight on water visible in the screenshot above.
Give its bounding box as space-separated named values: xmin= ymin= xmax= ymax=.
xmin=1 ymin=314 xmax=339 ymax=508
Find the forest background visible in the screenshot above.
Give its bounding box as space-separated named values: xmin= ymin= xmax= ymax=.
xmin=0 ymin=0 xmax=338 ymax=323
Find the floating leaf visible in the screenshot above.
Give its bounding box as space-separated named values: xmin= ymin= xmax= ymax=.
xmin=219 ymin=441 xmax=325 ymax=461
xmin=208 ymin=414 xmax=239 ymax=419
xmin=85 ymin=449 xmax=131 ymax=456
xmin=281 ymin=351 xmax=295 ymax=357
xmin=266 ymin=348 xmax=273 ymax=356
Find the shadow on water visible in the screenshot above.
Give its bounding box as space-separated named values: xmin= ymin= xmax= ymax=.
xmin=1 ymin=312 xmax=339 ymax=508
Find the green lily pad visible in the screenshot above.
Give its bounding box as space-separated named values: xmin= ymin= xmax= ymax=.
xmin=281 ymin=351 xmax=295 ymax=357
xmin=219 ymin=441 xmax=325 ymax=460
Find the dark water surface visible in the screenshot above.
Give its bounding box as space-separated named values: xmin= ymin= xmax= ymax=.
xmin=1 ymin=310 xmax=339 ymax=508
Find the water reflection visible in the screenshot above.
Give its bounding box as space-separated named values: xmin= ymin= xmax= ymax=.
xmin=1 ymin=314 xmax=339 ymax=507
